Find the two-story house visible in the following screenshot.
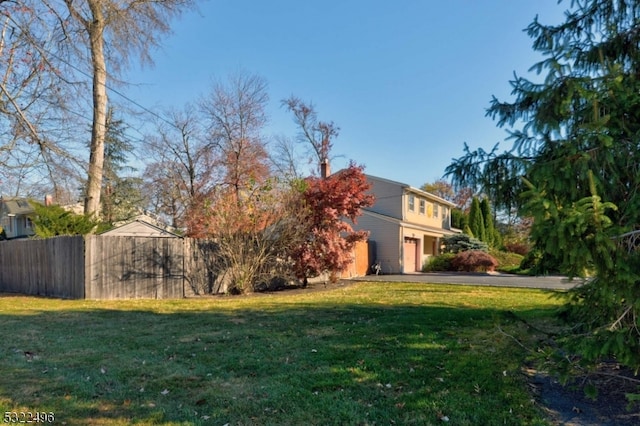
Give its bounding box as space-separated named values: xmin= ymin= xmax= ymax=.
xmin=353 ymin=175 xmax=458 ymax=274
xmin=0 ymin=197 xmax=36 ymax=239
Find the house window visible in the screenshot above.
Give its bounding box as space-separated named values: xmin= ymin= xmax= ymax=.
xmin=419 ymin=199 xmax=425 ymax=215
xmin=426 ymin=202 xmax=433 ymax=218
xmin=408 ymin=194 xmax=415 ymax=211
xmin=434 ymin=204 xmax=439 ymax=218
xmin=25 ymin=217 xmax=33 ymax=229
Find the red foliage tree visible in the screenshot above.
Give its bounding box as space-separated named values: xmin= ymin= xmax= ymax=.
xmin=291 ymin=162 xmax=374 ymax=283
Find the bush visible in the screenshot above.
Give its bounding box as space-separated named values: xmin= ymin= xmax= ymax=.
xmin=422 ymin=253 xmax=455 ymax=272
xmin=32 ymin=203 xmax=98 ymax=237
xmin=504 ymin=242 xmax=530 ymax=256
xmin=489 ymin=249 xmax=524 ymax=272
xmin=451 ymin=250 xmax=498 ymax=272
xmin=441 ymin=233 xmax=488 ymax=254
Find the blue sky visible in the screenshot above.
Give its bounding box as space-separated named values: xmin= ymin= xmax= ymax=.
xmin=123 ymin=0 xmax=567 ymax=188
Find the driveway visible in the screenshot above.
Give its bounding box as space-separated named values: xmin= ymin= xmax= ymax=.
xmin=352 ymin=272 xmax=582 ymax=290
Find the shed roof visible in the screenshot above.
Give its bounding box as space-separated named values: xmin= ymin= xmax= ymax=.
xmin=100 ymin=219 xmax=181 ymax=238
xmin=1 ymin=198 xmax=35 ymax=216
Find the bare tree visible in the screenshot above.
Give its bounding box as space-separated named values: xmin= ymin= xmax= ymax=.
xmin=3 ymin=1 xmax=196 ymax=217
xmin=0 ymin=4 xmax=85 ymax=199
xmin=200 ymin=72 xmax=271 ymax=201
xmin=282 ymin=96 xmax=340 ymax=175
xmin=142 ymin=104 xmax=217 ymax=230
xmin=269 ymin=134 xmax=307 ymax=182
xmin=63 ymin=0 xmax=197 ymax=216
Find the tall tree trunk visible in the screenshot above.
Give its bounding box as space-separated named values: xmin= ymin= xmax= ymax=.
xmin=84 ymin=2 xmax=108 ymax=218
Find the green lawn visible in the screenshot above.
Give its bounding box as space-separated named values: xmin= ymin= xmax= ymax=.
xmin=0 ymin=282 xmax=563 ymax=425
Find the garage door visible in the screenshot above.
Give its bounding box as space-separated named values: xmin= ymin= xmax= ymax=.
xmin=403 ymin=237 xmax=418 ymax=272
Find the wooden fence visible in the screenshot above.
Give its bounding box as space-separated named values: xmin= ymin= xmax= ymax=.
xmin=0 ymin=236 xmax=216 ymax=299
xmin=85 ymin=236 xmax=185 ymax=299
xmin=0 ymin=235 xmax=372 ymax=300
xmin=0 ymin=236 xmax=85 ymax=298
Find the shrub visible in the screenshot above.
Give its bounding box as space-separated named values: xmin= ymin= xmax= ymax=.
xmin=441 ymin=233 xmax=488 ymax=254
xmin=504 ymin=242 xmax=530 ymax=256
xmin=422 ymin=253 xmax=455 ymax=272
xmin=32 ymin=203 xmax=98 ymax=237
xmin=489 ymin=249 xmax=524 ymax=272
xmin=451 ymin=250 xmax=498 ymax=272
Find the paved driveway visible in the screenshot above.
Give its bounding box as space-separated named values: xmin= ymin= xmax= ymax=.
xmin=352 ymin=272 xmax=582 ymax=290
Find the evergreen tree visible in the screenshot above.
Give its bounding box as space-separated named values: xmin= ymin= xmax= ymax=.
xmin=468 ymin=197 xmax=485 ymax=243
xmin=451 ymin=208 xmax=468 ymax=230
xmin=101 ymin=108 xmax=143 ymax=224
xmin=479 ymin=198 xmax=496 ymax=247
xmin=32 ymin=203 xmax=98 ymax=237
xmin=446 ymin=0 xmax=640 ymax=371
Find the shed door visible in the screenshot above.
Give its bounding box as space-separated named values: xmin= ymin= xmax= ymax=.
xmin=403 ymin=237 xmax=418 ymax=272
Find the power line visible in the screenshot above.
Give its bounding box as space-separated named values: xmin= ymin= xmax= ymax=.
xmin=34 ymin=42 xmax=179 ymax=131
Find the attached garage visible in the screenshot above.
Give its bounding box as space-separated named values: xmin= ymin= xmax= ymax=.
xmin=403 ymin=237 xmax=420 ymax=272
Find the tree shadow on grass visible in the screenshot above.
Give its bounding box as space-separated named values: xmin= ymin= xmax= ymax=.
xmin=0 ymin=299 xmax=616 ymax=425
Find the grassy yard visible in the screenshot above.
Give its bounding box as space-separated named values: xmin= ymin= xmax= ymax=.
xmin=0 ymin=282 xmax=563 ymax=425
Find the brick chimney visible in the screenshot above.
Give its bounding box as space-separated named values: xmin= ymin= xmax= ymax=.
xmin=44 ymin=194 xmax=53 ymax=206
xmin=320 ymin=158 xmax=330 ymax=179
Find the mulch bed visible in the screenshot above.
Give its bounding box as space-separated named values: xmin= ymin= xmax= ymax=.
xmin=526 ymin=362 xmax=640 ymax=425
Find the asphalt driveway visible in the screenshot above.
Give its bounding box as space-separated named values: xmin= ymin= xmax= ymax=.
xmin=352 ymin=272 xmax=582 ymax=290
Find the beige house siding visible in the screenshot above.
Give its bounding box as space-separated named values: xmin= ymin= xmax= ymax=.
xmin=365 ymin=176 xmax=404 ymax=219
xmin=356 ymin=210 xmax=458 ymax=274
xmin=355 ymin=212 xmax=401 ymax=274
xmin=404 ymin=196 xmax=450 ymax=229
xmin=352 ymin=175 xmax=459 ymax=274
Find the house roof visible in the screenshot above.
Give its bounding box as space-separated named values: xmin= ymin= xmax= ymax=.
xmin=1 ymin=198 xmax=35 ymax=216
xmin=365 ymin=175 xmax=457 ymax=207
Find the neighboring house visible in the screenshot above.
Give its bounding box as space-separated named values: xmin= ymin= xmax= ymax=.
xmin=0 ymin=197 xmax=36 ymax=239
xmin=100 ymin=215 xmax=181 ymax=238
xmin=352 ymin=175 xmax=459 ymax=274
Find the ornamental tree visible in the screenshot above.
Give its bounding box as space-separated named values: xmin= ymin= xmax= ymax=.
xmin=291 ymin=162 xmax=374 ymax=284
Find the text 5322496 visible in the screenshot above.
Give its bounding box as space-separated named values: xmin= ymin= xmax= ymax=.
xmin=4 ymin=412 xmax=55 ymax=423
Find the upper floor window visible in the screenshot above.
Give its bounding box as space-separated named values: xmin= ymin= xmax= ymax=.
xmin=408 ymin=194 xmax=415 ymax=211
xmin=426 ymin=202 xmax=433 ymax=217
xmin=419 ymin=199 xmax=425 ymax=215
xmin=434 ymin=204 xmax=439 ymax=218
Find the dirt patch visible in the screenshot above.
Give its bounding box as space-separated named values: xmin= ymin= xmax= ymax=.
xmin=526 ymin=363 xmax=640 ymax=425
